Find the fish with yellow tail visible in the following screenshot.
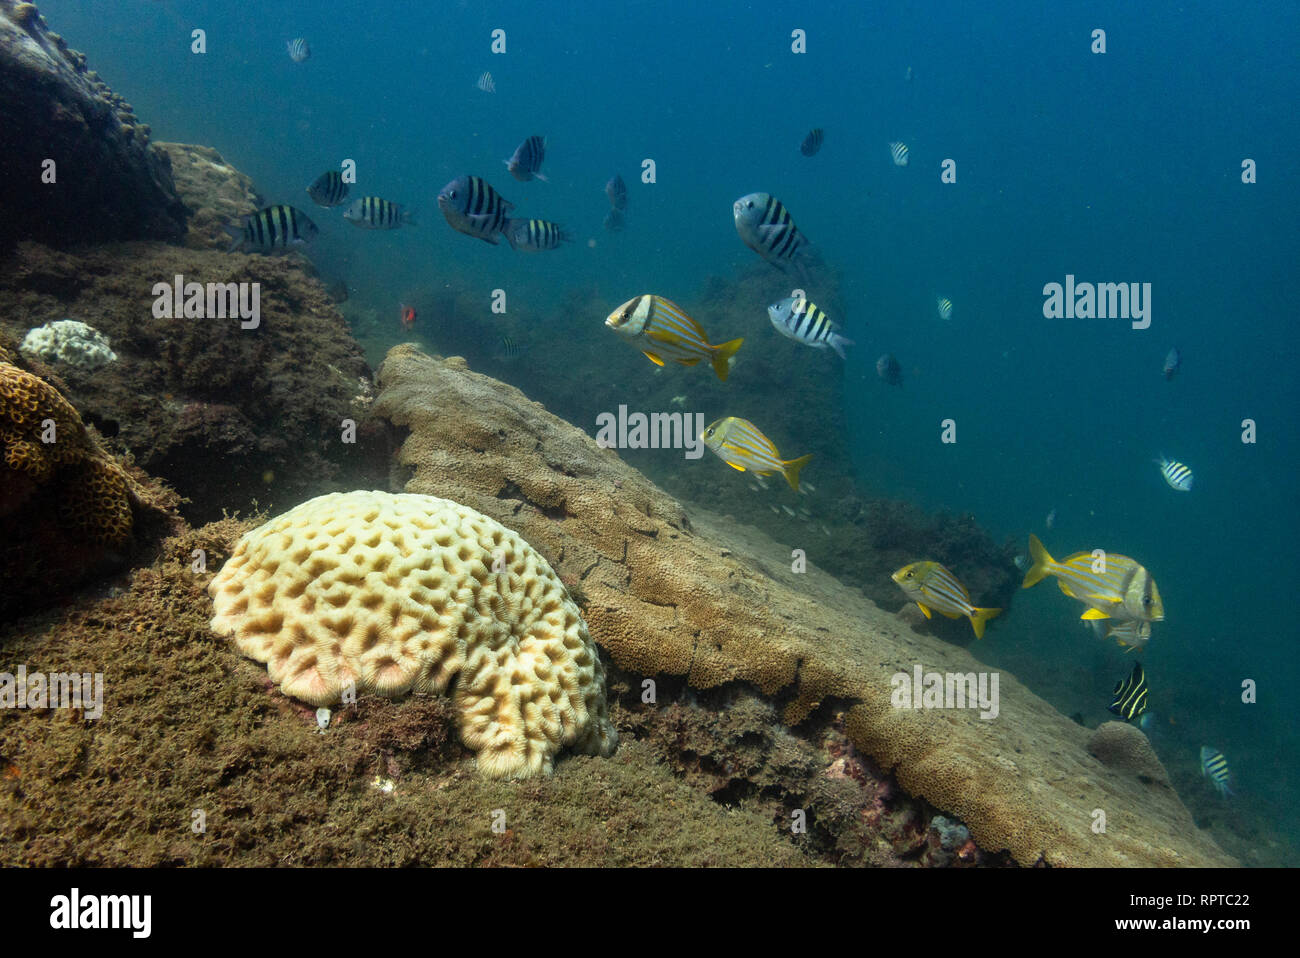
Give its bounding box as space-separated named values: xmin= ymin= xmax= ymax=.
xmin=702 ymin=417 xmax=811 ymax=491
xmin=891 ymin=561 xmax=1002 ymax=639
xmin=1021 ymin=534 xmax=1164 ymax=622
xmin=605 ymin=295 xmax=743 ymax=381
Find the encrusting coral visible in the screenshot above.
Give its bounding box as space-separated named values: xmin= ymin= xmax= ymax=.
xmin=208 ymin=490 xmax=618 ymax=779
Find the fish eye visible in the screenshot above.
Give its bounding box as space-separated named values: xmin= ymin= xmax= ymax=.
xmin=1142 ymin=595 xmax=1153 ymax=607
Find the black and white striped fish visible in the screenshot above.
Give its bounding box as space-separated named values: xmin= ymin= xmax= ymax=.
xmin=767 ymin=296 xmax=854 ymax=359
xmin=224 ymin=205 xmax=317 ymax=254
xmin=286 ymin=38 xmax=311 ymax=63
xmin=800 ymin=128 xmax=824 ymax=156
xmin=1108 ymin=661 xmax=1149 ymax=721
xmin=733 ymin=193 xmax=813 ymax=277
xmin=476 ymin=71 xmax=495 ymax=93
xmin=437 ymin=176 xmax=514 ymax=244
xmin=306 ymin=170 xmax=349 ymax=207
xmin=505 ymin=135 xmax=548 ymax=182
xmin=496 ymin=336 xmax=526 ymax=360
xmin=1156 ymin=455 xmax=1193 ymax=492
xmin=605 ymin=174 xmax=627 ymax=211
xmin=889 ymin=141 xmax=909 ymax=166
xmin=343 ymin=196 xmax=415 ymax=229
xmin=504 ymin=218 xmax=570 ymax=252
xmin=1200 ymin=746 xmax=1233 ymax=797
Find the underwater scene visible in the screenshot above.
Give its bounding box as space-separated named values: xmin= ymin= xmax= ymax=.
xmin=1 ymin=0 xmax=1297 ymax=879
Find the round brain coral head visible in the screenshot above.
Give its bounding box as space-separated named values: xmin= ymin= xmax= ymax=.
xmin=208 ymin=491 xmax=618 ymax=778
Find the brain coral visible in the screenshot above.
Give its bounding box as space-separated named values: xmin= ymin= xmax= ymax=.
xmin=208 ymin=490 xmax=618 ymax=778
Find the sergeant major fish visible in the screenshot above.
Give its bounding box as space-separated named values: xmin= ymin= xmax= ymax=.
xmin=733 ymin=193 xmax=813 ymax=279
xmin=800 ymin=128 xmax=824 ymax=157
xmin=287 ymin=38 xmax=311 ymax=63
xmin=889 ymin=141 xmax=909 ymax=166
xmin=605 ymin=295 xmax=743 ymax=381
xmin=767 ymin=296 xmax=854 ymax=359
xmin=876 ymin=354 xmax=903 ymax=385
xmin=1021 ymin=534 xmax=1164 ymax=622
xmin=343 ymin=196 xmax=415 ymax=229
xmin=891 ymin=561 xmax=1002 ymax=639
xmin=224 ymin=205 xmax=317 ymax=254
xmin=606 ymin=174 xmax=627 ymax=211
xmin=437 ymin=176 xmax=513 ymax=244
xmin=701 ymin=417 xmax=812 ymax=492
xmin=306 ymin=170 xmax=349 ymax=207
xmin=1200 ymin=746 xmax=1233 ymax=797
xmin=504 ymin=218 xmax=571 ymax=252
xmin=1156 ymin=456 xmax=1193 ymax=492
xmin=505 ymin=135 xmax=548 ymax=182
xmin=936 ymin=296 xmax=954 ymax=321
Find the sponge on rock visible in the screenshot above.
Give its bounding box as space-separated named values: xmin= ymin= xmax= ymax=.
xmin=208 ymin=490 xmax=618 ymax=778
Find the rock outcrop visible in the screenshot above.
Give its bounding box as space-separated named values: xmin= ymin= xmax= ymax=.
xmin=0 ymin=1 xmax=188 ymax=250
xmin=372 ymin=344 xmax=1236 ymax=867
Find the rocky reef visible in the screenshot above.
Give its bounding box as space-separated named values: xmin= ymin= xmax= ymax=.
xmin=370 ymin=345 xmax=1235 ymax=867
xmin=0 ymin=1 xmax=187 ymax=251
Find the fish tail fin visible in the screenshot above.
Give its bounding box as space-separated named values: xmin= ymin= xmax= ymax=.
xmin=781 ymin=454 xmax=813 ymax=492
xmin=222 ymin=221 xmax=244 ymax=253
xmin=534 ymin=172 xmax=549 ymax=183
xmin=710 ymin=338 xmax=744 ymax=381
xmin=828 ymin=333 xmax=854 ymax=360
xmin=969 ymin=607 xmax=1002 ymax=639
xmin=502 ymin=218 xmax=520 ymax=251
xmin=1022 ymin=533 xmax=1054 ymax=588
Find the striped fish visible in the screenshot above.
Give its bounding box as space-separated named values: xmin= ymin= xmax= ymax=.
xmin=505 ymin=135 xmax=548 ymax=182
xmin=889 ymin=141 xmax=909 ymax=166
xmin=767 ymin=296 xmax=854 ymax=359
xmin=733 ymin=192 xmax=813 ymax=277
xmin=800 ymin=128 xmax=824 ymax=157
xmin=504 ymin=218 xmax=570 ymax=252
xmin=286 ymin=38 xmax=311 ymax=63
xmin=936 ymin=296 xmax=954 ymax=320
xmin=605 ymin=295 xmax=743 ymax=381
xmin=343 ymin=196 xmax=415 ymax=230
xmin=606 ymin=174 xmax=627 ymax=211
xmin=496 ymin=336 xmax=526 ymax=360
xmin=603 ymin=209 xmax=626 ymax=232
xmin=1021 ymin=534 xmax=1164 ymax=622
xmin=891 ymin=561 xmax=1002 ymax=639
xmin=1156 ymin=456 xmax=1193 ymax=492
xmin=224 ymin=205 xmax=318 ymax=254
xmin=306 ymin=170 xmax=349 ymax=207
xmin=1108 ymin=662 xmax=1149 ymax=721
xmin=702 ymin=417 xmax=813 ymax=492
xmin=437 ymin=176 xmax=513 ymax=244
xmin=1090 ymin=618 xmax=1151 ymax=652
xmin=476 ymin=71 xmax=495 ymax=93
xmin=1200 ymin=746 xmax=1233 ymax=797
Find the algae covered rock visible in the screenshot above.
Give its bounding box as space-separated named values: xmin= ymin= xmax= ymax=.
xmin=0 ymin=1 xmax=187 ymax=250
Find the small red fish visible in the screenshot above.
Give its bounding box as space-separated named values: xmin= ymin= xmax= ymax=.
xmin=399 ymin=304 xmax=417 ymax=329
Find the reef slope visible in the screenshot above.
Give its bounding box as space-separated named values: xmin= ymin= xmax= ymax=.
xmin=373 ymin=344 xmax=1235 ymax=867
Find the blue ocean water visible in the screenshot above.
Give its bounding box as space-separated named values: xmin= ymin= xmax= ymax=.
xmin=41 ymin=0 xmax=1299 ymax=856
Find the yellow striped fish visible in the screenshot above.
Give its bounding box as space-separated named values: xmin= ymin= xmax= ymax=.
xmin=891 ymin=561 xmax=1002 ymax=639
xmin=605 ymin=295 xmax=743 ymax=381
xmin=1108 ymin=661 xmax=1149 ymax=721
xmin=1156 ymin=455 xmax=1193 ymax=492
xmin=1200 ymin=746 xmax=1233 ymax=797
xmin=702 ymin=417 xmax=811 ymax=491
xmin=1022 ymin=534 xmax=1164 ymax=622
